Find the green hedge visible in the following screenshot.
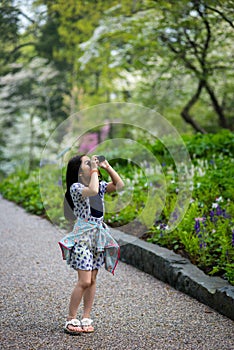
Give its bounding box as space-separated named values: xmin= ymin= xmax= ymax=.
xmin=0 ymin=170 xmax=44 ymax=216
xmin=148 ymin=129 xmax=234 ymax=164
xmin=0 ymin=131 xmax=233 ymax=284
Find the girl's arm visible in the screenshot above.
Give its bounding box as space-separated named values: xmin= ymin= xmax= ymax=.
xmin=81 ymin=157 xmax=99 ymax=197
xmin=100 ymin=160 xmax=124 ymax=193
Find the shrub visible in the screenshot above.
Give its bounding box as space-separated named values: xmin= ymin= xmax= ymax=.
xmin=0 ymin=170 xmax=44 ymax=216
xmin=0 ymin=131 xmax=233 ymax=284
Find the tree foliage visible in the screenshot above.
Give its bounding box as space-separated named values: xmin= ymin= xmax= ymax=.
xmin=0 ymin=0 xmax=20 ymax=74
xmin=77 ymin=0 xmax=234 ymax=132
xmin=0 ymin=0 xmax=233 ymax=175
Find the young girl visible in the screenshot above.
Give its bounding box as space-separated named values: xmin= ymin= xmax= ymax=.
xmin=59 ymin=154 xmax=124 ymax=335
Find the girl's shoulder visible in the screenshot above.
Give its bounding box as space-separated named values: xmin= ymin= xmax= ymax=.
xmin=70 ymin=182 xmax=85 ymax=194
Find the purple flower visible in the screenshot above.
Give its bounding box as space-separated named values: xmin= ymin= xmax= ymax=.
xmin=209 ymin=210 xmax=215 ymax=222
xmin=222 ymin=209 xmax=230 ymax=218
xmin=199 ymin=241 xmax=207 ymax=249
xmin=216 ymin=205 xmax=222 ymax=216
xmin=232 ymin=231 xmax=234 ymax=247
xmin=160 ymin=223 xmax=167 ymax=230
xmin=194 ymin=219 xmax=200 ymax=233
xmin=79 ymin=133 xmax=98 ymax=153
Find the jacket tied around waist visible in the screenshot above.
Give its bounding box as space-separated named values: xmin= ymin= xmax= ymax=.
xmin=58 ymin=217 xmax=120 ymax=275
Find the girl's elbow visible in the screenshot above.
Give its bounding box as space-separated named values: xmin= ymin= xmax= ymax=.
xmin=91 ymin=188 xmax=99 ymax=196
xmin=118 ymin=180 xmax=124 ymax=190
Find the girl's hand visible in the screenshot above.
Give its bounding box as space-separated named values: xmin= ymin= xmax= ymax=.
xmin=90 ymin=155 xmax=98 ymax=169
xmin=99 ymin=159 xmax=110 ymax=170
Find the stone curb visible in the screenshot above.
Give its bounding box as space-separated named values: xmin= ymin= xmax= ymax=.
xmin=112 ymin=229 xmax=234 ymax=321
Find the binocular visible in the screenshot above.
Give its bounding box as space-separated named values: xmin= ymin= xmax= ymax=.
xmin=96 ymin=155 xmax=105 ymax=162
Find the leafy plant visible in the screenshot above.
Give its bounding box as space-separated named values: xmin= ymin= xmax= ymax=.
xmin=0 ymin=131 xmax=233 ymax=284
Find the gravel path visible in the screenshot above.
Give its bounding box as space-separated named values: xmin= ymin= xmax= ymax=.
xmin=0 ymin=197 xmax=234 ymax=350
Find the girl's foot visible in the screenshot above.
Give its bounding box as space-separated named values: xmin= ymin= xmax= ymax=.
xmin=64 ymin=319 xmax=83 ymax=335
xmin=81 ymin=318 xmax=94 ymax=333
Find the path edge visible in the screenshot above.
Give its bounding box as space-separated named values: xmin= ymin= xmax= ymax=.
xmin=112 ymin=229 xmax=234 ymax=321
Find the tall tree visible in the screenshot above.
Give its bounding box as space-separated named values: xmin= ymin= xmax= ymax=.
xmin=0 ymin=0 xmax=20 ymax=74
xmin=156 ymin=0 xmax=234 ymax=131
xmin=34 ymin=0 xmax=125 ymax=112
xmin=77 ymin=0 xmax=234 ymax=132
xmin=0 ymin=58 xmax=61 ymax=172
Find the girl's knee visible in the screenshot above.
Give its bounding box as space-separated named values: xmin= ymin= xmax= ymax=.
xmin=77 ymin=270 xmax=92 ymax=289
xmin=79 ymin=279 xmax=92 ymax=289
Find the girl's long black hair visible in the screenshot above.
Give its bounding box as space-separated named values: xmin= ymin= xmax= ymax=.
xmin=64 ymin=154 xmax=84 ymax=221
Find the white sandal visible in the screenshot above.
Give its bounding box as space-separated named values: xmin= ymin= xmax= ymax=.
xmin=64 ymin=319 xmax=83 ymax=335
xmin=81 ymin=318 xmax=94 ymax=333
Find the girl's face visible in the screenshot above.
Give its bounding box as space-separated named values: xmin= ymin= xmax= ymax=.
xmin=79 ymin=156 xmax=91 ymax=181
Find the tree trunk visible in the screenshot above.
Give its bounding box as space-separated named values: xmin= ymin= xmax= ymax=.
xmin=181 ymin=81 xmax=207 ymax=134
xmin=29 ymin=113 xmax=34 ymax=172
xmin=203 ymin=81 xmax=228 ymax=129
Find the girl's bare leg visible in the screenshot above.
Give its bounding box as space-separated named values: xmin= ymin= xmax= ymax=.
xmin=67 ymin=270 xmax=92 ymax=331
xmin=82 ymin=269 xmax=98 ymax=319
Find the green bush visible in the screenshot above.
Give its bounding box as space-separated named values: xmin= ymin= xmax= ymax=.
xmin=0 ymin=170 xmax=45 ymax=216
xmin=0 ymin=131 xmax=233 ymax=284
xmin=183 ymin=130 xmax=234 ymax=159
xmin=147 ymin=129 xmax=234 ymax=166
